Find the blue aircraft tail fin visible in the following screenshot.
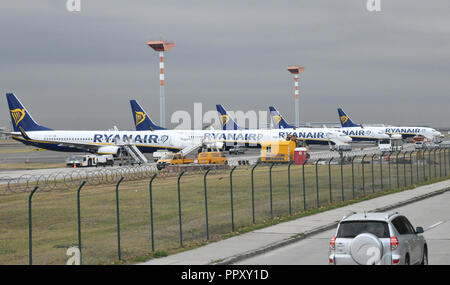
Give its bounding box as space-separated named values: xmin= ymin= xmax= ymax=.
xmin=216 ymin=104 xmax=245 ymax=130
xmin=337 ymin=108 xmax=360 ymax=128
xmin=6 ymin=93 xmax=52 ymax=132
xmin=130 ymin=100 xmax=166 ymax=131
xmin=269 ymin=106 xmax=295 ymax=129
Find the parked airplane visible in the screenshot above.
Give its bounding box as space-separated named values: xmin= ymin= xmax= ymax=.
xmin=269 ymin=106 xmax=389 ymax=142
xmin=337 ymin=108 xmax=442 ymax=141
xmin=130 ymin=100 xmax=352 ymax=149
xmin=215 ymin=104 xmax=352 ymax=147
xmin=5 ymin=94 xmax=351 ymax=161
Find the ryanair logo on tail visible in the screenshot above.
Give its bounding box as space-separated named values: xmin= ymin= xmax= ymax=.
xmin=10 ymin=108 xmax=26 ymax=126
xmin=135 ymin=111 xmax=146 ymax=127
xmin=272 ymin=115 xmax=282 ymax=126
xmin=340 ymin=115 xmax=349 ymax=125
xmin=220 ymin=115 xmax=230 ymax=126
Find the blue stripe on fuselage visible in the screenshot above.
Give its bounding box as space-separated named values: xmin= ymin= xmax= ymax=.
xmin=12 ymin=136 xmax=181 ymax=154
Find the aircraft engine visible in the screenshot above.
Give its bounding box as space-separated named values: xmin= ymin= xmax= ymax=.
xmin=97 ymin=146 xmax=120 ymax=156
xmin=204 ymin=141 xmax=224 ymax=150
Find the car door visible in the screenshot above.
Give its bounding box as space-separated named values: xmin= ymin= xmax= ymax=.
xmin=391 ymin=217 xmax=415 ymax=263
xmin=402 ymin=217 xmax=422 ymax=264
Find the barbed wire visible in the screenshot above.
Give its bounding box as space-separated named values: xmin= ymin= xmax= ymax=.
xmin=0 ymin=165 xmax=157 ymax=195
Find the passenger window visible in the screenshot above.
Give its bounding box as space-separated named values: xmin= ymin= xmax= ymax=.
xmin=401 ymin=217 xmax=416 ymax=235
xmin=392 ymin=217 xmax=409 ymax=235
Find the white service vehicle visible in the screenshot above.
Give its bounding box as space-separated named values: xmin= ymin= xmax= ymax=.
xmin=66 ymin=154 xmax=114 ymax=167
xmin=378 ymin=138 xmax=403 ymax=152
xmin=152 ymin=150 xmax=173 ymax=162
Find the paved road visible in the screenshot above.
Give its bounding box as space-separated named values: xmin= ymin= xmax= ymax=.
xmin=236 ymin=191 xmax=450 ymax=265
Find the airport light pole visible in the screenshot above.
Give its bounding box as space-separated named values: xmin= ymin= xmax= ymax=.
xmin=148 ymin=40 xmax=175 ymax=128
xmin=287 ymin=66 xmax=305 ymax=128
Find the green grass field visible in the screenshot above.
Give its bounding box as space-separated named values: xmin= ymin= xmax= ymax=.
xmin=0 ymin=151 xmax=449 ymax=265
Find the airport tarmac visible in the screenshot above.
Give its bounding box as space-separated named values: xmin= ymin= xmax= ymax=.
xmin=0 ymin=142 xmax=376 ymax=164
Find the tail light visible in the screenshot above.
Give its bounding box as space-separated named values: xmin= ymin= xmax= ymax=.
xmin=390 ymin=237 xmax=399 ymax=250
xmin=330 ymin=236 xmax=336 ymax=250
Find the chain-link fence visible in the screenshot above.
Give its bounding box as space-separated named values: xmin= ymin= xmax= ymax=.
xmin=0 ymin=147 xmax=449 ymax=265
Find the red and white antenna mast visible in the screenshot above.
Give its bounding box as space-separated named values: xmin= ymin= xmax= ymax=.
xmin=147 ymin=39 xmax=175 ymax=128
xmin=287 ymin=66 xmax=305 ymax=127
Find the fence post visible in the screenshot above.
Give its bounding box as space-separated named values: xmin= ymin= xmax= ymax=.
xmin=203 ymin=169 xmax=211 ymax=240
xmin=380 ymin=152 xmax=384 ymax=191
xmin=287 ymin=162 xmax=293 ymax=215
xmin=76 ymin=181 xmax=87 ymax=265
xmin=444 ymin=147 xmax=447 ymax=177
xmin=340 ymin=154 xmax=344 ymax=201
xmin=230 ymin=166 xmax=237 ymax=232
xmin=328 ymin=157 xmax=333 ymax=203
xmin=302 ymin=160 xmax=307 ymax=211
xmin=428 ymin=149 xmax=432 ymax=179
xmin=177 ymin=171 xmax=185 ymax=248
xmin=371 ymin=154 xmax=376 ymax=193
xmin=396 ymin=152 xmax=400 ymax=188
xmin=269 ymin=163 xmax=275 ymax=218
xmin=439 ymin=147 xmax=443 ymax=178
xmin=403 ymin=152 xmax=407 ymax=187
xmin=315 ymin=159 xmax=321 ymax=208
xmin=115 ymin=176 xmax=124 ymax=261
xmin=423 ymin=149 xmax=427 ymax=181
xmin=28 ymin=186 xmax=39 ymax=265
xmin=388 ymin=152 xmax=392 ymax=189
xmin=351 ymin=156 xmax=356 ymax=199
xmin=448 ymin=146 xmax=450 ymax=176
xmin=416 ymin=150 xmax=420 ymax=183
xmin=361 ymin=154 xmax=367 ymax=195
xmin=148 ymin=173 xmax=157 ymax=251
xmin=251 ymin=162 xmax=259 ymax=224
xmin=433 ymin=149 xmax=438 ymax=178
xmin=409 ymin=151 xmax=414 ymax=185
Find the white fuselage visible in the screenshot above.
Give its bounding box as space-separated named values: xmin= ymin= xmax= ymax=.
xmin=339 ymin=126 xmax=441 ymax=141
xmin=13 ymin=127 xmax=353 ymax=154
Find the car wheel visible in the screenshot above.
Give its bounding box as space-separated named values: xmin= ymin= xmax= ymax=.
xmin=421 ymin=247 xmax=428 ymax=265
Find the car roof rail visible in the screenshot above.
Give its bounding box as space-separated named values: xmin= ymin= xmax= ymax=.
xmin=387 ymin=212 xmax=399 ymax=219
xmin=343 ymin=211 xmax=357 ymax=220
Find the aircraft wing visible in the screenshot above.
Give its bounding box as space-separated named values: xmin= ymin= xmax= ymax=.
xmin=54 ymin=141 xmax=102 ymax=152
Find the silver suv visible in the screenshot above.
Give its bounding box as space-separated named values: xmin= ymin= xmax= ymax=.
xmin=329 ymin=212 xmax=427 ymax=265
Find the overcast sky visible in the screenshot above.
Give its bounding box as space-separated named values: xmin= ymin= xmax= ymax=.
xmin=0 ymin=0 xmax=449 ymax=130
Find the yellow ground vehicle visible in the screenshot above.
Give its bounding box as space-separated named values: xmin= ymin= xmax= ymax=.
xmin=260 ymin=140 xmax=296 ymax=163
xmin=156 ymin=153 xmax=194 ymax=170
xmin=198 ymin=152 xmax=228 ymax=165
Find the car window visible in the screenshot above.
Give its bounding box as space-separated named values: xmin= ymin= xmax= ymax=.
xmin=392 ymin=217 xmax=414 ymax=235
xmin=337 ymin=221 xmax=390 ymax=238
xmin=400 ymin=217 xmax=416 ymax=234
